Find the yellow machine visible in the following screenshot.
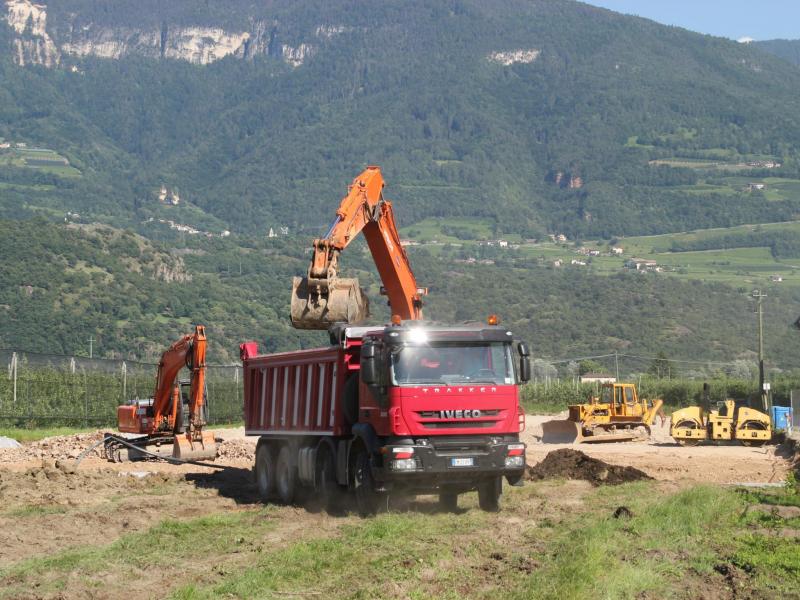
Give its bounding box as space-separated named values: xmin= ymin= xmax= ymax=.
xmin=542 ymin=383 xmax=664 ymax=443
xmin=671 ymin=399 xmax=771 ymax=447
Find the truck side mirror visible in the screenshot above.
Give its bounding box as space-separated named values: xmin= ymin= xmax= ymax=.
xmin=361 ymin=342 xmax=378 ymax=385
xmin=517 ymin=341 xmax=531 ymax=382
xmin=519 ymin=356 xmax=531 ymax=383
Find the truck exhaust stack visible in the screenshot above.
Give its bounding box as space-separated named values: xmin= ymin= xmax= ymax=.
xmin=290 ymin=276 xmax=370 ymax=330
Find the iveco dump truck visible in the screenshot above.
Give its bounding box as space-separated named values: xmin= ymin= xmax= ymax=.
xmin=241 ymin=166 xmax=530 ymax=515
xmin=241 ymin=320 xmax=531 ymax=515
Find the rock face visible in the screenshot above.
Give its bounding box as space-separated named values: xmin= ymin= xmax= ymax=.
xmin=6 ymin=0 xmax=60 ymax=67
xmin=4 ymin=0 xmax=337 ymax=67
xmin=487 ymin=48 xmax=540 ymax=66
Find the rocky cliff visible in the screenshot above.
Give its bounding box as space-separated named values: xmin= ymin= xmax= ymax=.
xmin=4 ymin=0 xmax=338 ymax=67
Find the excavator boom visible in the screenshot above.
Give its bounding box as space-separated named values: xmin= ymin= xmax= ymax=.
xmin=291 ymin=166 xmax=424 ymax=329
xmin=110 ymin=325 xmax=216 ymax=462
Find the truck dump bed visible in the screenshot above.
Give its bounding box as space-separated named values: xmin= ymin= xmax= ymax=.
xmin=242 ymin=345 xmax=349 ymax=437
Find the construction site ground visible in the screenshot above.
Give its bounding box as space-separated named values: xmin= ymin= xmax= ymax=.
xmin=0 ymin=416 xmax=797 ymax=599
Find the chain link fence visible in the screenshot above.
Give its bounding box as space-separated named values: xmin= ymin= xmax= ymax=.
xmin=0 ymin=350 xmax=243 ymax=428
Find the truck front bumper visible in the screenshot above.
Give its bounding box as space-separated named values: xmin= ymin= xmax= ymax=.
xmin=372 ymin=437 xmax=526 ymax=491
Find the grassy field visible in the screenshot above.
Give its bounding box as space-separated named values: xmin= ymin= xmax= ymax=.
xmin=0 ymin=147 xmax=81 ymax=178
xmin=1 ymin=472 xmax=798 ymax=599
xmin=400 ymin=217 xmax=800 ymax=288
xmin=0 ymin=426 xmax=97 ymax=443
xmin=402 ymin=217 xmax=500 ymax=243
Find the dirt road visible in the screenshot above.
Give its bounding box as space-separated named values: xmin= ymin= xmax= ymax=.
xmin=0 ymin=420 xmax=794 ymax=598
xmin=522 ymin=414 xmax=791 ymax=484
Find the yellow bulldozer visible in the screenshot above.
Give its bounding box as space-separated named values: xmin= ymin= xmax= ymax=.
xmin=542 ymin=382 xmax=664 ymax=443
xmin=671 ymin=398 xmax=771 ymax=447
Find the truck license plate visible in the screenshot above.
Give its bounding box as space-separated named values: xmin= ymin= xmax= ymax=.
xmin=450 ymin=457 xmax=474 ymax=467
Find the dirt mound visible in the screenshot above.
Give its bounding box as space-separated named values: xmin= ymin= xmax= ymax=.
xmin=216 ymin=439 xmax=255 ymax=461
xmin=526 ymin=448 xmax=652 ymax=486
xmin=0 ymin=463 xmax=182 ymax=506
xmin=0 ymin=431 xmax=105 ymax=463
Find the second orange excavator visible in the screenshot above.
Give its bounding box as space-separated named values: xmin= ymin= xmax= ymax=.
xmin=290 ymin=166 xmax=427 ymax=330
xmin=104 ymin=325 xmax=217 ymax=462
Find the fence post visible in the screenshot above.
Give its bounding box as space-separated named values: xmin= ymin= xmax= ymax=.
xmin=85 ymin=371 xmax=89 ymax=428
xmin=11 ymin=351 xmax=17 ymax=405
xmin=122 ymin=361 xmax=127 ymax=402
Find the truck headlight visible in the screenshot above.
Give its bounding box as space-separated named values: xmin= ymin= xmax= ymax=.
xmin=505 ymin=455 xmax=525 ymax=468
xmin=391 ymin=458 xmax=417 ymax=471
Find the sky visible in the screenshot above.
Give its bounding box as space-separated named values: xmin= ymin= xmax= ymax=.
xmin=585 ymin=1 xmax=800 ymax=41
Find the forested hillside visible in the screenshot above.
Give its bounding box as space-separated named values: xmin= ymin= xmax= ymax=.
xmin=4 ymin=1 xmax=800 ymax=239
xmin=2 ymin=1 xmax=800 ymax=368
xmin=2 ymin=219 xmax=799 ymax=370
xmin=755 ymin=39 xmax=800 ymax=67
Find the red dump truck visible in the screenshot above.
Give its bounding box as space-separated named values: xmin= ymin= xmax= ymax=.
xmin=240 ymin=320 xmax=531 ymax=515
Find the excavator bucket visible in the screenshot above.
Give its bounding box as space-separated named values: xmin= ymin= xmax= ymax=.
xmin=541 ymin=419 xmax=583 ymax=444
xmin=173 ymin=430 xmax=218 ymax=461
xmin=290 ymin=276 xmax=370 ymax=330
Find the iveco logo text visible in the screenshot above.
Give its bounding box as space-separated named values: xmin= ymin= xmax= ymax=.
xmin=439 ymin=409 xmax=482 ymax=419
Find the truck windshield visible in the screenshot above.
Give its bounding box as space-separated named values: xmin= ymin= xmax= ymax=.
xmin=390 ymin=343 xmax=515 ymax=386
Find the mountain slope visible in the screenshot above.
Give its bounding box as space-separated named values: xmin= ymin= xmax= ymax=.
xmin=3 ymin=1 xmax=800 ymax=239
xmin=755 ymin=39 xmax=800 ymax=67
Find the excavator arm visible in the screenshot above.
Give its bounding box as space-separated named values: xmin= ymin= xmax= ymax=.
xmin=291 ymin=166 xmax=425 ymax=329
xmin=115 ymin=325 xmax=216 ymax=461
xmin=151 ymin=325 xmax=207 ymax=434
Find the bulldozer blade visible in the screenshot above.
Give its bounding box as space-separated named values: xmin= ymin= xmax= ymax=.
xmin=290 ymin=276 xmax=370 ymax=330
xmin=173 ymin=430 xmax=218 ymax=462
xmin=541 ymin=419 xmax=582 ymax=444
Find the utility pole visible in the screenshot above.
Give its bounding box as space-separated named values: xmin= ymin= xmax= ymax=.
xmin=752 ymin=290 xmax=768 ymax=412
xmin=614 ymin=352 xmax=619 ymax=381
xmin=88 ymin=336 xmax=94 ymax=359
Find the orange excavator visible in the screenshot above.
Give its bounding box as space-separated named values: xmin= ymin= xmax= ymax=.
xmin=291 ymin=165 xmax=426 ymax=329
xmin=104 ymin=325 xmax=217 ymax=462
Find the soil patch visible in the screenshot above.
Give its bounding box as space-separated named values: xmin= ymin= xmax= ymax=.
xmin=526 ymin=448 xmax=652 ymax=486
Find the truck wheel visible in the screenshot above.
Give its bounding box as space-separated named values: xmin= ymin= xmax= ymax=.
xmin=478 ymin=477 xmax=502 ymax=512
xmin=353 ymin=447 xmax=383 ymax=517
xmin=255 ymin=444 xmax=276 ymax=503
xmin=310 ymin=447 xmax=340 ymax=514
xmin=439 ymin=492 xmax=458 ymax=512
xmin=276 ymin=445 xmax=297 ymax=504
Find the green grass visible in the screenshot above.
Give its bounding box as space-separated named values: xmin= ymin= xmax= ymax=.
xmin=401 ymin=216 xmax=496 ymax=243
xmin=171 ymin=511 xmax=488 ymax=600
xmin=0 ymin=426 xmax=96 ymax=443
xmin=0 ymin=148 xmax=81 ymax=177
xmin=0 ymin=182 xmax=55 ymax=192
xmin=3 ymin=481 xmax=799 ymax=599
xmin=4 ymin=505 xmax=68 ymax=517
xmin=0 ymin=510 xmax=281 ymax=599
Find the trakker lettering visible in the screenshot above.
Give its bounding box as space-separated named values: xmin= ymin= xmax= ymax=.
xmin=421 ymin=387 xmax=498 ymax=394
xmin=439 ymin=409 xmax=482 ymax=419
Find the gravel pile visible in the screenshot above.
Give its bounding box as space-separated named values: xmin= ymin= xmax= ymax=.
xmin=215 ymin=439 xmax=255 ymax=461
xmin=0 ymin=431 xmax=105 ymax=463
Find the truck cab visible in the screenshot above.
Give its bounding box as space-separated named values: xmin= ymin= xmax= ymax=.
xmin=339 ymin=320 xmax=531 ymax=513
